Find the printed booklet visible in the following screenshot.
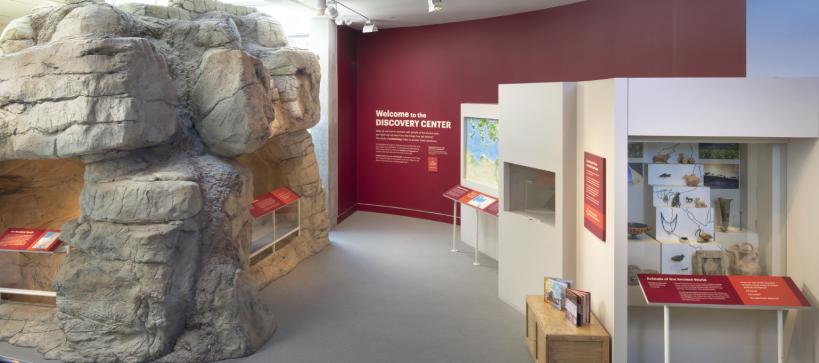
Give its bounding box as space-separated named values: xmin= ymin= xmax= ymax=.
xmin=565 ymin=288 xmax=591 ymax=326
xmin=544 ymin=277 xmax=573 ymax=310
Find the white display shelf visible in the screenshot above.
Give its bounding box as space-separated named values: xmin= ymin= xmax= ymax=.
xmin=0 ymin=244 xmax=69 ymax=255
xmin=0 ymin=245 xmax=67 ymax=304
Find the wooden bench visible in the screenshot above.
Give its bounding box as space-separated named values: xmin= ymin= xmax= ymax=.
xmin=525 ymin=295 xmax=610 ymax=363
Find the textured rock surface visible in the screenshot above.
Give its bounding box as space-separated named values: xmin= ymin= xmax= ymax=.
xmin=192 ymin=48 xmax=275 ymax=156
xmin=0 ymin=36 xmax=178 ymax=160
xmin=0 ymin=0 xmax=327 ymax=362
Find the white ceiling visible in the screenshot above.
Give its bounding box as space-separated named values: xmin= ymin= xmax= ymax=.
xmin=1 ymin=0 xmax=585 ymax=33
xmin=319 ymin=0 xmax=585 ymax=29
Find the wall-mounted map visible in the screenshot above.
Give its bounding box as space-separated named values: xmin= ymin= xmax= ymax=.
xmin=464 ymin=117 xmax=499 ymax=188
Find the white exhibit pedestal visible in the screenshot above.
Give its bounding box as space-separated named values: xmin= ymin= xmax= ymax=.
xmin=661 ymin=305 xmax=802 ymax=363
xmin=449 ymin=199 xmax=495 ymax=266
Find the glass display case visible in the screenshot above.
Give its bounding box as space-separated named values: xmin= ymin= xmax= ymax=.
xmin=504 ymin=162 xmax=556 ymax=224
xmin=249 ymin=188 xmax=301 ymax=259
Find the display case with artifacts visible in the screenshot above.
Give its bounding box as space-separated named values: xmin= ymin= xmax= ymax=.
xmin=629 ymin=141 xmax=783 ymax=281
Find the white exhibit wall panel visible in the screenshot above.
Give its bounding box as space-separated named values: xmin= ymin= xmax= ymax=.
xmin=499 ymin=83 xmax=566 ymax=172
xmin=497 ymin=83 xmax=575 ymax=314
xmin=576 ymin=79 xmax=629 ymax=363
xmin=786 ymin=139 xmax=819 ymax=363
xmin=459 ymin=104 xmax=500 ymax=259
xmin=627 ymin=78 xmax=819 ymax=138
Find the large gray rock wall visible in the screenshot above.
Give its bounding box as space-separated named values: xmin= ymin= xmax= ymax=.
xmin=0 ymin=0 xmax=328 ymax=361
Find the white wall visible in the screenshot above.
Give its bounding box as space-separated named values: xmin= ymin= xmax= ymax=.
xmin=747 ymin=0 xmax=819 ymax=77
xmin=627 ymin=78 xmax=819 ymax=138
xmin=576 ymin=79 xmax=629 ymax=363
xmin=785 ymin=139 xmax=819 ymax=363
xmin=497 ymin=83 xmax=575 ymax=313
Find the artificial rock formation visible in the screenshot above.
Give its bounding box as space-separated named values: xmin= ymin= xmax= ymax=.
xmin=0 ymin=0 xmax=328 ymax=361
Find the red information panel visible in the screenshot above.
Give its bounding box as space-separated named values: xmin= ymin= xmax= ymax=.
xmin=0 ymin=228 xmax=63 ymax=252
xmin=427 ymin=157 xmax=439 ymax=172
xmin=442 ymin=185 xmax=498 ymax=216
xmin=271 ymin=187 xmax=300 ymax=205
xmin=442 ymin=185 xmax=470 ymax=201
xmin=250 ymin=187 xmax=300 ymax=219
xmin=0 ymin=228 xmax=43 ymax=251
xmin=638 ymin=274 xmax=811 ymax=308
xmin=583 ymin=152 xmax=606 ymax=241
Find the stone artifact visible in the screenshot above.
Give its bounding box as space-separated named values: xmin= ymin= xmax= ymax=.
xmin=726 ymin=242 xmax=762 ymax=276
xmin=652 ymin=152 xmax=671 ymax=163
xmin=677 ymin=153 xmax=694 ymax=164
xmin=692 ymin=250 xmax=727 ymax=275
xmin=682 ymin=174 xmax=700 ymax=187
xmin=0 ymin=0 xmax=328 ymax=361
xmin=716 ymin=197 xmax=733 ymax=232
xmin=695 ymin=229 xmax=713 ymax=242
xmin=627 ymin=222 xmax=650 ymax=239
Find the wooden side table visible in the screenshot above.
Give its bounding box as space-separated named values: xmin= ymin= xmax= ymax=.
xmin=525 ymin=295 xmax=610 ymax=363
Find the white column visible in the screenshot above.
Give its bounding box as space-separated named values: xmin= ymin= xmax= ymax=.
xmin=309 ymin=17 xmax=339 ymax=226
xmin=451 ymin=201 xmax=459 ymax=252
xmin=664 ymin=305 xmax=670 ymax=363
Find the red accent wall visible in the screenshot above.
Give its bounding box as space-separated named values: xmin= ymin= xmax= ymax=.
xmin=341 ymin=0 xmax=746 ymax=223
xmin=337 ymin=25 xmax=359 ymax=223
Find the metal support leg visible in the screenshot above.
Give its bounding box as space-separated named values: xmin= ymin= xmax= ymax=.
xmin=664 ymin=305 xmax=670 ymax=363
xmin=778 ymin=310 xmax=784 ymax=363
xmin=473 ymin=211 xmax=480 ymax=266
xmin=451 ymin=201 xmax=458 ymax=252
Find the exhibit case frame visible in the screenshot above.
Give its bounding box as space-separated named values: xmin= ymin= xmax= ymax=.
xmin=572 ymin=77 xmax=819 ymax=363
xmin=250 ymin=187 xmax=302 ymax=259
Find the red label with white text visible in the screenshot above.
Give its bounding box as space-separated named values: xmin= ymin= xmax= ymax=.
xmin=583 ymin=152 xmax=606 ymax=241
xmin=638 ymin=274 xmax=810 ymax=308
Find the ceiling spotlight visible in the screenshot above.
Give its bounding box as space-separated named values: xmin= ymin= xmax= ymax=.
xmin=362 ymin=20 xmax=378 ymax=33
xmin=428 ymin=0 xmax=442 ymax=12
xmin=343 ymin=17 xmax=354 ymax=26
xmin=327 ymin=2 xmax=339 ymax=19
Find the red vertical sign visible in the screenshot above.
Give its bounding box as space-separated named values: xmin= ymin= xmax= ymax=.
xmin=584 ymin=152 xmax=606 ymax=241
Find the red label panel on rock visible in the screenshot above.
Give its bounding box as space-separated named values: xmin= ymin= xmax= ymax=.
xmin=28 ymin=230 xmax=63 ymax=252
xmin=271 ymin=187 xmax=300 ymax=205
xmin=0 ymin=228 xmax=45 ymax=251
xmin=251 ymin=187 xmax=301 ymax=218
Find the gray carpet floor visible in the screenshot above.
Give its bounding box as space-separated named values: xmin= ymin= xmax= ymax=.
xmin=1 ymin=211 xmax=529 ymax=363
